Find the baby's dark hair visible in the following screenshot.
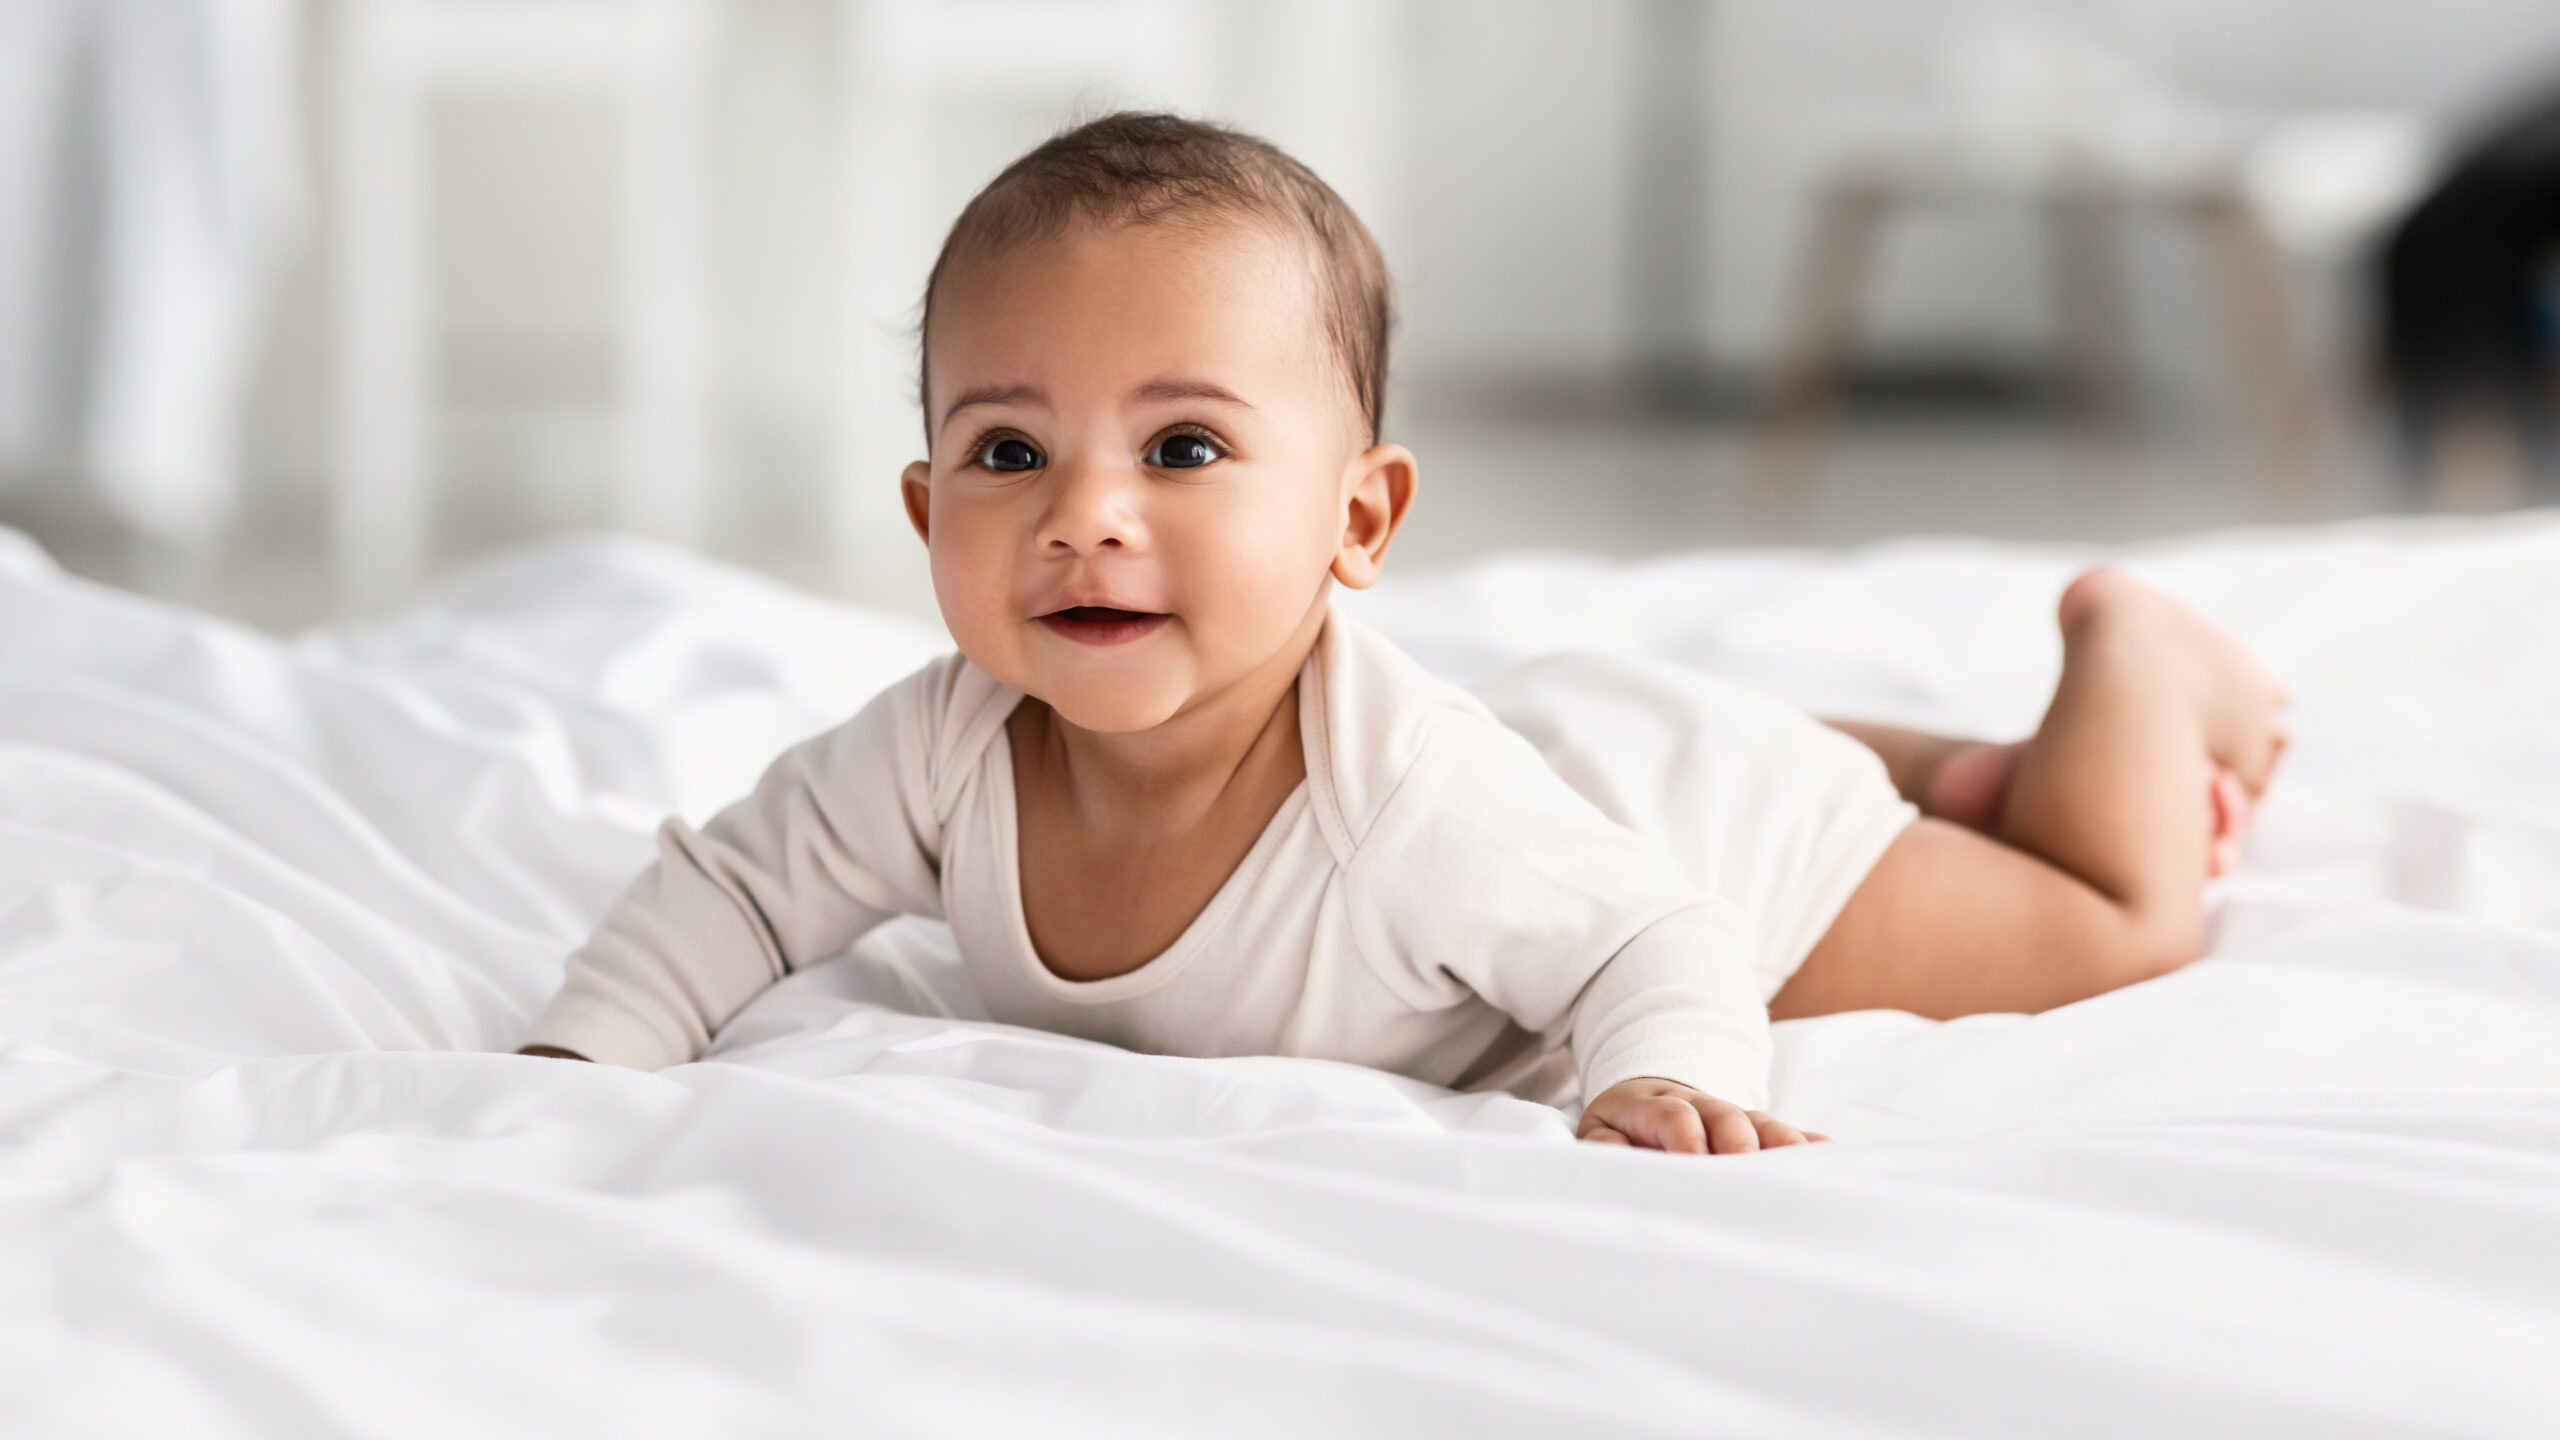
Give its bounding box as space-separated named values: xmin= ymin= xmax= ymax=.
xmin=921 ymin=111 xmax=1393 ymax=443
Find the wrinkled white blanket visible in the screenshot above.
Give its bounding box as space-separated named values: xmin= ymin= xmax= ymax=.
xmin=5 ymin=515 xmax=2559 ymax=1437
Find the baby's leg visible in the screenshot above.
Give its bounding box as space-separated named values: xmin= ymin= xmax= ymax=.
xmin=1772 ymin=569 xmax=2286 ymax=1020
xmin=1830 ymin=719 xmax=2262 ymax=877
xmin=1820 ymin=720 xmax=2024 ymax=834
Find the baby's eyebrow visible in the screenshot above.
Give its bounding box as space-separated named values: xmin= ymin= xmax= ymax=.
xmin=1133 ymin=378 xmax=1258 ymax=412
xmin=940 ymin=384 xmax=1045 ymax=429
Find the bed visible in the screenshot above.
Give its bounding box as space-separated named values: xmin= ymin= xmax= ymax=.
xmin=5 ymin=513 xmax=2558 ymax=1437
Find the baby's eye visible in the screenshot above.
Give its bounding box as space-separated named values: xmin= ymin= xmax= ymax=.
xmin=981 ymin=437 xmax=1043 ymax=473
xmin=1145 ymin=432 xmax=1220 ymax=470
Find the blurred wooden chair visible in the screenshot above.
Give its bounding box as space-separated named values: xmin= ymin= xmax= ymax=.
xmin=1743 ymin=145 xmax=2299 ymax=522
xmin=1738 ymin=11 xmax=2371 ymax=526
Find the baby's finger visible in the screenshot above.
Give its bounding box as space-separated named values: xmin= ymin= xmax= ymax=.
xmin=1632 ymin=1095 xmax=1708 ymax=1154
xmin=1748 ymin=1112 xmax=1809 ymax=1148
xmin=1803 ymin=1130 xmax=1833 ymax=1143
xmin=1578 ymin=1122 xmax=1634 ymax=1147
xmin=1702 ymin=1104 xmax=1760 ymax=1155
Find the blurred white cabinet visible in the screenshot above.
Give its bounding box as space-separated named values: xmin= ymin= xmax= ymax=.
xmin=331 ymin=0 xmax=714 ymax=596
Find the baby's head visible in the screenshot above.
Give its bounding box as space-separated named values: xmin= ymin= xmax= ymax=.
xmin=901 ymin=113 xmax=1415 ymax=734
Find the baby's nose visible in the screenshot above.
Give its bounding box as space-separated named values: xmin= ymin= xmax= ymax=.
xmin=1037 ymin=462 xmax=1143 ymax=553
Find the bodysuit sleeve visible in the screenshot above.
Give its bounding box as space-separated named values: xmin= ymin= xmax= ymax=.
xmin=520 ymin=660 xmax=959 ymax=1069
xmin=1344 ymin=714 xmax=1775 ymax=1112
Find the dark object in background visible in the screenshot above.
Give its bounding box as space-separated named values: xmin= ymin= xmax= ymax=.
xmin=2380 ymin=86 xmax=2560 ymax=495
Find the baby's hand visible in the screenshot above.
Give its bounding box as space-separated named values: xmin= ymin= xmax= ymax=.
xmin=1577 ymin=1077 xmax=1827 ymax=1155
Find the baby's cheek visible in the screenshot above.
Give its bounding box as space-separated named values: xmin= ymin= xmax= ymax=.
xmin=1199 ymin=564 xmax=1327 ymax=683
xmin=930 ymin=543 xmax=1022 ymax=669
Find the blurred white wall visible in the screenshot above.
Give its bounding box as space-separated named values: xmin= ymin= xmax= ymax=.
xmin=0 ymin=0 xmax=303 ymax=546
xmin=223 ymin=0 xmax=2560 ymax=601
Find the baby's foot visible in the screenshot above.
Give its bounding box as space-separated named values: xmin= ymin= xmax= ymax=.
xmin=2057 ymin=567 xmax=2290 ymax=798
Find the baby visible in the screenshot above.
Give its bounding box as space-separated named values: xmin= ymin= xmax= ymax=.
xmin=520 ymin=114 xmax=2286 ymax=1155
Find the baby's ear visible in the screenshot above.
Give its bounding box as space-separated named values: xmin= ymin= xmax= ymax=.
xmin=900 ymin=462 xmax=932 ymax=544
xmin=1331 ymin=443 xmax=1418 ymax=590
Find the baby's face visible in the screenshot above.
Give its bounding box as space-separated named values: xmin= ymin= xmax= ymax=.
xmin=906 ymin=219 xmax=1407 ymax=733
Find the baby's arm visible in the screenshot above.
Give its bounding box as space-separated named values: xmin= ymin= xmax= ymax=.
xmin=1556 ymin=899 xmax=1812 ymax=1154
xmin=521 ymin=672 xmax=949 ymax=1067
xmin=1359 ymin=718 xmax=1808 ymax=1154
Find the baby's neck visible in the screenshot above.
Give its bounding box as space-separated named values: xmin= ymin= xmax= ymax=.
xmin=1015 ymin=608 xmax=1321 ymax=825
xmin=1005 ymin=607 xmax=1323 ymax=982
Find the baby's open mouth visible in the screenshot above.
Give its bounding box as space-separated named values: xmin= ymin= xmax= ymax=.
xmin=1038 ymin=606 xmax=1169 ymax=647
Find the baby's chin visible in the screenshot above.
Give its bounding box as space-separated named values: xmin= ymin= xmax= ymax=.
xmin=1030 ymin=673 xmax=1194 ymax=735
xmin=962 ymin=635 xmax=1195 ymax=733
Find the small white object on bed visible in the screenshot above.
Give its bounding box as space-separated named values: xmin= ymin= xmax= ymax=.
xmin=3 ymin=515 xmax=2558 ymax=1437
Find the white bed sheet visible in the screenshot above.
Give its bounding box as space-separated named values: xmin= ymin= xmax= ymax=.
xmin=4 ymin=515 xmax=2559 ymax=1437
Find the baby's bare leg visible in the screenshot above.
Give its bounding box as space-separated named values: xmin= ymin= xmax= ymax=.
xmin=1774 ymin=570 xmax=2285 ymax=1020
xmin=1821 ymin=719 xmax=2022 ymax=832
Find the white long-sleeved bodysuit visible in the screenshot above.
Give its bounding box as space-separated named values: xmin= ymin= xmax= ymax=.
xmin=525 ymin=614 xmax=1777 ymax=1110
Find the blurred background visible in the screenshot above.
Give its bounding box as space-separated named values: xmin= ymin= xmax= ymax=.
xmin=5 ymin=0 xmax=2560 ymax=632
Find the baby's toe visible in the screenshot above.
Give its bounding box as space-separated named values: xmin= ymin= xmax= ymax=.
xmin=2208 ymin=767 xmax=2256 ymax=879
xmin=2209 ymin=833 xmax=2243 ymax=879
